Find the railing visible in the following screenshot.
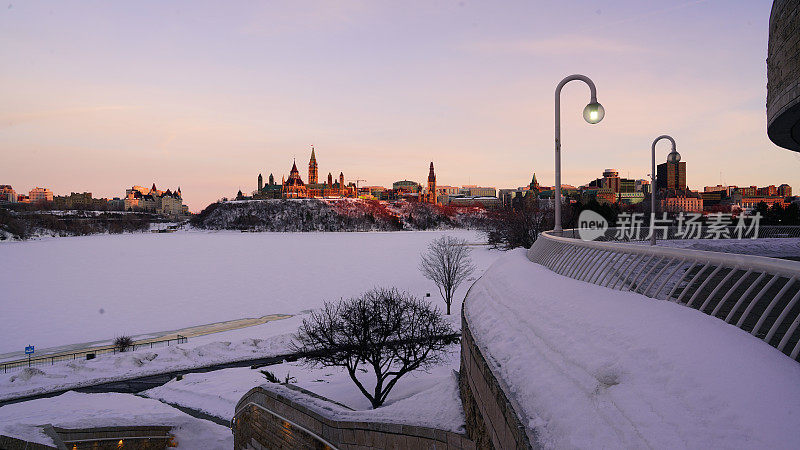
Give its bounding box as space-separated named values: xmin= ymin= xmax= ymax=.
xmin=1 ymin=335 xmax=187 ymax=373
xmin=556 ymin=225 xmax=800 ymax=241
xmin=527 ymin=231 xmax=800 ymax=362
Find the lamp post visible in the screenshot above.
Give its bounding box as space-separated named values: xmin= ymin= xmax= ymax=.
xmin=650 ymin=135 xmax=680 ymax=245
xmin=554 ymin=75 xmax=604 ymax=234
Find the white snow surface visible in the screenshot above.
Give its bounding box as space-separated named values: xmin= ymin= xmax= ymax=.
xmin=653 ymin=237 xmax=800 ymax=257
xmin=143 ymin=345 xmax=465 ymax=432
xmin=0 ymin=230 xmax=495 ymax=354
xmin=0 ymin=391 xmax=232 ymax=449
xmin=0 ymin=317 xmax=299 ymax=401
xmin=465 ymin=249 xmax=800 ymax=449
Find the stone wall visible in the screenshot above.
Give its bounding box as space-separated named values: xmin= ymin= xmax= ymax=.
xmin=767 ymin=0 xmax=800 ymax=151
xmin=233 ymin=384 xmax=475 ymax=449
xmin=459 ymin=308 xmax=536 ymax=449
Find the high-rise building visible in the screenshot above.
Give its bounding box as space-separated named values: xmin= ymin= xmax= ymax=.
xmin=29 ymin=187 xmax=53 ymax=203
xmin=656 ymin=161 xmax=687 ymax=191
xmin=779 ymin=184 xmax=793 ymax=197
xmin=0 ymin=185 xmax=16 ymax=203
xmin=308 ymin=146 xmax=318 ymax=185
xmin=757 ymin=185 xmax=778 ymax=196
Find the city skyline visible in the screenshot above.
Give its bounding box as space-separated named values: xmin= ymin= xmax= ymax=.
xmin=3 ymin=0 xmax=797 ymax=211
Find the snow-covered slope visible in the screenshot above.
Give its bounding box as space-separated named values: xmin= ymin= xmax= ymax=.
xmin=464 ymin=249 xmax=800 ymax=449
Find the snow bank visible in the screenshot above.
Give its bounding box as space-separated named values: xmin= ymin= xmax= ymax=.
xmin=465 ymin=249 xmax=800 ymax=449
xmin=0 ymin=391 xmax=231 ymax=449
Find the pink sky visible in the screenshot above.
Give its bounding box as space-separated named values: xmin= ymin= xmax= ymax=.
xmin=1 ymin=0 xmax=797 ymax=211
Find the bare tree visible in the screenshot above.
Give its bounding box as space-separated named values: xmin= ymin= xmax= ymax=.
xmin=419 ymin=235 xmax=476 ymax=315
xmin=292 ymin=288 xmax=455 ymax=408
xmin=485 ymin=194 xmax=553 ymax=250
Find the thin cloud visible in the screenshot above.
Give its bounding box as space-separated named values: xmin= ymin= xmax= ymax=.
xmin=469 ymin=36 xmax=644 ymax=55
xmin=583 ymin=0 xmax=708 ymax=34
xmin=0 ymin=106 xmax=133 ymax=128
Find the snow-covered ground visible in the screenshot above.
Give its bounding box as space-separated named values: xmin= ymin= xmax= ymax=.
xmin=0 ymin=230 xmax=496 ymax=355
xmin=0 ymin=391 xmax=232 ymax=448
xmin=0 ymin=316 xmax=301 ymax=401
xmin=0 ymin=230 xmax=497 ymax=401
xmin=143 ymin=344 xmax=465 ymax=432
xmin=654 ymin=237 xmax=800 ymax=257
xmin=466 ymin=249 xmax=800 ymax=449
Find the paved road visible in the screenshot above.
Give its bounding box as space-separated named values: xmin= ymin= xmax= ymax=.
xmin=0 ymin=314 xmax=293 ymax=365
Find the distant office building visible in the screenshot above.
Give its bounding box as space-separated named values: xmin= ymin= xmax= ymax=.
xmin=779 ymin=184 xmax=792 ymax=197
xmin=757 ymin=185 xmax=778 ymax=196
xmin=393 ymin=180 xmax=421 ymax=193
xmin=635 ymin=179 xmax=651 ymax=194
xmin=0 ymin=185 xmax=16 ymax=203
xmin=618 ymin=192 xmax=645 ymax=205
xmin=656 ymin=161 xmax=687 ymax=191
xmin=437 ymin=185 xmax=460 ymax=196
xmin=54 ymin=192 xmax=93 ymax=209
xmin=461 ymin=186 xmax=496 ymax=197
xmin=738 ymin=196 xmax=786 ymax=209
xmin=441 ymin=196 xmax=500 ymax=207
xmin=704 ymin=185 xmax=736 ymax=196
xmin=739 ymin=186 xmax=758 ymax=197
xmin=660 ymin=189 xmax=703 ymax=213
xmin=108 ymin=197 xmax=124 ymax=210
xmin=29 ymin=187 xmax=53 ymax=203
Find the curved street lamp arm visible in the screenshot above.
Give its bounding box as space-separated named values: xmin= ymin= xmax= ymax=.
xmin=554 ymin=74 xmax=599 ymax=233
xmin=650 ymin=135 xmax=677 ymax=245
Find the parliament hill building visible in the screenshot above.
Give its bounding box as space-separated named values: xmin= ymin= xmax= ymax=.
xmin=249 ymin=147 xmax=357 ymax=200
xmin=243 ymin=147 xmax=439 ymax=204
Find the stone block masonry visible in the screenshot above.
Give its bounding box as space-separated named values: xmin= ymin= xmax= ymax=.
xmin=233 ymin=383 xmax=475 ymax=449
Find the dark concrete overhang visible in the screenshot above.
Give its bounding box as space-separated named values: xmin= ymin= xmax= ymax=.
xmin=767 ymin=0 xmax=800 ymax=152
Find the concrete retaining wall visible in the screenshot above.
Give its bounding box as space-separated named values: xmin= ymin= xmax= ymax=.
xmin=459 ymin=307 xmax=535 ymax=449
xmin=233 ymin=384 xmax=475 ymax=449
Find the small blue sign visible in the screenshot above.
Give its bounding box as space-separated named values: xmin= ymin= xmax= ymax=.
xmin=25 ymin=346 xmax=34 ymax=355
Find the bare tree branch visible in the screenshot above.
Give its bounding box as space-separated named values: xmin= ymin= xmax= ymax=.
xmin=292 ymin=287 xmax=455 ymax=408
xmin=419 ymin=235 xmax=476 ymax=314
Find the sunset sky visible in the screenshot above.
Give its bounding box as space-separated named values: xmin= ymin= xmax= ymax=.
xmin=2 ymin=0 xmax=796 ymax=211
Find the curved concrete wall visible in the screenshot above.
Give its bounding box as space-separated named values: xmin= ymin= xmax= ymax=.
xmin=233 ymin=384 xmax=475 ymax=449
xmin=767 ymin=0 xmax=800 ymax=152
xmin=460 ymin=305 xmax=536 ymax=449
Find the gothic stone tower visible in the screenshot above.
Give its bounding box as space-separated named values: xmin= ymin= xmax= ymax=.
xmin=339 ymin=172 xmax=345 ymax=195
xmin=426 ymin=162 xmax=437 ymax=204
xmin=258 ymin=173 xmax=263 ymax=191
xmin=327 ymin=172 xmax=333 ymax=186
xmin=308 ymin=146 xmax=318 ymax=184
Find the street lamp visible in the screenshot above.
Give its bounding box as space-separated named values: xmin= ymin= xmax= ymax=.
xmin=650 ymin=135 xmax=679 ymax=245
xmin=554 ymin=75 xmax=604 ymax=234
